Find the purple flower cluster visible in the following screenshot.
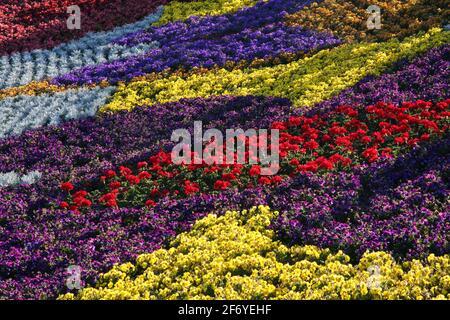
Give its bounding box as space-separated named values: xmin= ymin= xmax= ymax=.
xmin=52 ymin=22 xmax=340 ymax=85
xmin=113 ymin=0 xmax=318 ymax=48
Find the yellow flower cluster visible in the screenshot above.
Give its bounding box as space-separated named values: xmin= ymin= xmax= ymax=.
xmin=0 ymin=81 xmax=64 ymax=100
xmin=286 ymin=0 xmax=450 ymax=43
xmin=154 ymin=0 xmax=260 ymax=26
xmin=0 ymin=81 xmax=106 ymax=100
xmin=60 ymin=205 xmax=450 ymax=300
xmin=100 ymin=28 xmax=449 ymax=113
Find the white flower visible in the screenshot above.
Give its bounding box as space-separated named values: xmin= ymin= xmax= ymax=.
xmin=0 ymin=86 xmax=116 ymax=138
xmin=0 ymin=172 xmax=20 ymax=187
xmin=0 ymin=170 xmax=43 ymax=187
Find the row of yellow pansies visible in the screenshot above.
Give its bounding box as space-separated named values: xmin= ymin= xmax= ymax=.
xmin=154 ymin=0 xmax=260 ymax=26
xmin=100 ymin=28 xmax=450 ymax=113
xmin=60 ymin=206 xmax=450 ymax=300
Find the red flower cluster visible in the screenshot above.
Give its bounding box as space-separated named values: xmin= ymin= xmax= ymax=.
xmin=59 ymin=184 xmax=91 ymax=212
xmin=280 ymin=100 xmax=449 ymax=172
xmin=0 ymin=0 xmax=170 ymax=55
xmin=59 ymin=99 xmax=449 ymax=211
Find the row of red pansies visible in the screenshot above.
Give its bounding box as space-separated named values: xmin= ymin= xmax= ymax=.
xmin=0 ymin=0 xmax=172 ymax=55
xmin=59 ymin=99 xmax=449 ymax=211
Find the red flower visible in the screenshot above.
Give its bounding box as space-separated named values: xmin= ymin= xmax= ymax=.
xmin=290 ymin=158 xmax=300 ymax=166
xmin=137 ymin=161 xmax=148 ymax=169
xmin=145 ymin=200 xmax=156 ymax=207
xmin=298 ymin=162 xmax=318 ymax=173
xmin=105 ymin=170 xmax=116 ymax=178
xmin=304 ymin=140 xmax=319 ymax=150
xmin=231 ymin=164 xmax=243 ymax=175
xmin=367 ymin=105 xmax=377 ymax=113
xmin=361 ymin=136 xmax=372 ymax=144
xmin=336 ymin=106 xmax=358 ymax=117
xmin=126 ymin=175 xmax=141 ymax=185
xmin=408 ymin=138 xmax=419 ymax=147
xmin=81 ymin=199 xmax=92 ymax=207
xmin=119 ymin=166 xmax=132 ymax=176
xmin=99 ymin=192 xmax=118 ymax=204
xmin=109 ymin=181 xmax=121 ymax=190
xmin=60 ymin=182 xmax=74 ymax=192
xmin=150 ymin=164 xmax=163 ymax=172
xmin=73 ymin=197 xmax=85 ymax=206
xmin=271 ymin=176 xmax=283 ymax=184
xmin=317 ymin=158 xmax=334 ymax=170
xmin=362 ymin=147 xmax=379 ymax=163
xmin=222 ymin=173 xmax=237 ymax=181
xmin=184 ymin=180 xmax=200 ymax=195
xmin=271 ymin=122 xmax=287 ymax=130
xmin=329 ymin=154 xmax=344 ymax=163
xmin=150 ymin=151 xmax=172 ymax=165
xmin=106 ymin=199 xmax=117 ymax=208
xmin=73 ymin=190 xmax=88 ymax=198
xmin=341 ymin=157 xmax=352 ymax=166
xmin=380 ymin=148 xmax=392 ymax=158
xmin=335 ymin=136 xmax=352 ymax=147
xmin=394 ymin=137 xmax=406 ymax=145
xmin=249 ymin=165 xmax=261 ymax=177
xmin=373 ymin=132 xmax=385 ymax=143
xmin=214 ymin=180 xmax=231 ymax=190
xmin=288 ymin=116 xmax=302 ymax=126
xmin=138 ymin=171 xmax=151 ymax=180
xmin=59 ymin=201 xmax=69 ymax=209
xmin=258 ymin=177 xmax=271 ymax=185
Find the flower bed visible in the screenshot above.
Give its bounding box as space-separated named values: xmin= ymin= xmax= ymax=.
xmin=287 ymin=0 xmax=450 ymax=43
xmin=0 ymin=86 xmax=115 ymax=138
xmin=102 ymin=28 xmax=449 ymax=112
xmin=0 ymin=9 xmax=163 ymax=89
xmin=1 ymin=98 xmax=447 ymax=299
xmin=154 ymin=0 xmax=259 ymax=26
xmin=60 ymin=99 xmax=449 ymax=210
xmin=0 ymin=0 xmax=448 ymax=301
xmin=0 ymin=0 xmax=171 ymax=55
xmin=60 ymin=206 xmax=450 ymax=300
xmin=52 ymin=23 xmax=341 ymax=86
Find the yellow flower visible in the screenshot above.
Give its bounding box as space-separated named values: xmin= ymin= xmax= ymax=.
xmin=154 ymin=0 xmax=261 ymax=26
xmin=59 ymin=205 xmax=450 ymax=300
xmin=100 ymin=29 xmax=449 ymax=113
